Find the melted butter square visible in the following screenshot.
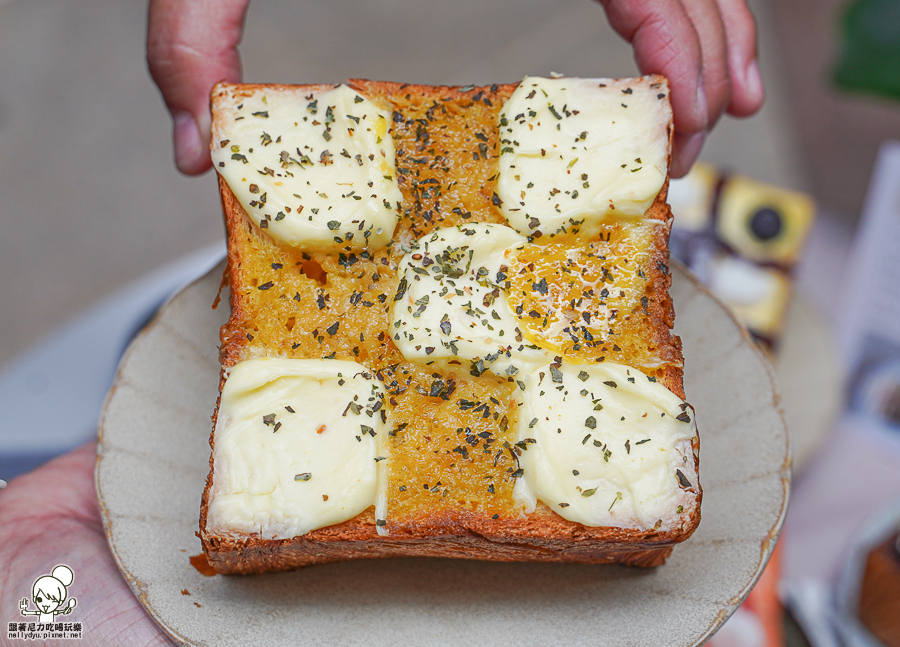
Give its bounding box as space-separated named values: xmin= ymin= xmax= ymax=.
xmin=497 ymin=76 xmax=671 ymax=239
xmin=390 ymin=223 xmax=550 ymax=379
xmin=207 ymin=358 xmax=386 ymax=539
xmin=515 ymin=361 xmax=698 ymax=530
xmin=212 ymin=84 xmax=403 ymax=252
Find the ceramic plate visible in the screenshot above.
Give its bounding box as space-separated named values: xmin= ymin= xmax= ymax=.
xmin=96 ymin=259 xmax=789 ymax=647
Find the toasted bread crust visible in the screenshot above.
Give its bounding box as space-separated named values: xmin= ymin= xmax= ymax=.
xmin=201 ymin=79 xmax=699 ymax=574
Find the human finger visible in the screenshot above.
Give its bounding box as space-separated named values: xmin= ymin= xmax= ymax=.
xmin=147 ymin=0 xmax=250 ymax=175
xmin=680 ymin=0 xmax=732 ymax=131
xmin=599 ymin=0 xmax=708 ymax=139
xmin=715 ymin=0 xmax=764 ymax=117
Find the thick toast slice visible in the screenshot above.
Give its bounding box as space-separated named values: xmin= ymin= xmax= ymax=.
xmin=200 ymin=79 xmax=700 ymax=574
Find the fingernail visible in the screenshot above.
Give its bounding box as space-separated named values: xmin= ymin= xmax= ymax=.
xmin=745 ymin=59 xmax=763 ymax=101
xmin=173 ymin=111 xmax=203 ymax=173
xmin=672 ymin=131 xmax=706 ymax=178
xmin=695 ymin=81 xmax=708 ymax=130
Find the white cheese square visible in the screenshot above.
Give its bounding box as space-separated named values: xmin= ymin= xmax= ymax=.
xmin=212 ymin=84 xmax=402 ymax=251
xmin=390 ymin=223 xmax=551 ymax=379
xmin=207 ymin=358 xmax=387 ymax=539
xmin=497 ymin=76 xmax=671 ymax=239
xmin=515 ymin=361 xmax=698 ymax=530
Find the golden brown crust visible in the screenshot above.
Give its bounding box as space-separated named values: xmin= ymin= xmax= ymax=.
xmin=205 ymin=506 xmax=677 ymax=574
xmin=201 ymin=79 xmax=699 ymax=574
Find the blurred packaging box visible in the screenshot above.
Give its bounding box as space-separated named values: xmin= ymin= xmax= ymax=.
xmin=668 ymin=163 xmax=815 ymax=351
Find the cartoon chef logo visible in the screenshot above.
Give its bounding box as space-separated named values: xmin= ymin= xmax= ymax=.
xmin=7 ymin=564 xmax=83 ymax=641
xmin=20 ymin=565 xmax=77 ymax=623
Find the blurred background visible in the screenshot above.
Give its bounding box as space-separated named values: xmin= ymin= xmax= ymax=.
xmin=1 ymin=0 xmax=900 ymax=645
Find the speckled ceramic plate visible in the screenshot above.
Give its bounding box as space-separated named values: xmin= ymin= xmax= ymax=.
xmin=96 ymin=259 xmax=789 ymax=647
